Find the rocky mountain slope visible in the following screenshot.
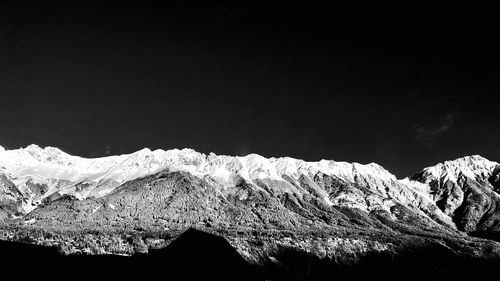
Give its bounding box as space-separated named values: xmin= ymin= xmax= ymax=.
xmin=1 ymin=145 xmax=500 ymax=279
xmin=412 ymin=155 xmax=500 ymax=234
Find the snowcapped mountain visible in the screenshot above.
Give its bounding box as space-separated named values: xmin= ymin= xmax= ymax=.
xmin=2 ymin=144 xmax=500 ymax=279
xmin=0 ymin=145 xmax=443 ymax=222
xmin=0 ymin=145 xmax=177 ymax=213
xmin=1 ymin=144 xmax=500 ymax=235
xmin=412 ymin=155 xmax=500 ymax=233
xmin=413 ymin=155 xmax=498 ymax=186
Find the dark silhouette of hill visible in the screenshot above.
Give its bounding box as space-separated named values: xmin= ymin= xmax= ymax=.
xmin=263 ymin=242 xmax=500 ymax=281
xmin=1 ymin=229 xmax=499 ymax=281
xmin=0 ymin=228 xmax=263 ymax=281
xmin=132 ymin=228 xmax=264 ymax=280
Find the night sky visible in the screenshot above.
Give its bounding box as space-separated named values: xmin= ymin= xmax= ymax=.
xmin=0 ymin=1 xmax=498 ymax=177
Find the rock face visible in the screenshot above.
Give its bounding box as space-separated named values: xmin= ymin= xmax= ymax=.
xmin=1 ymin=145 xmax=500 ymax=279
xmin=411 ymin=155 xmax=500 ymax=234
xmin=0 ymin=145 xmax=454 ymax=225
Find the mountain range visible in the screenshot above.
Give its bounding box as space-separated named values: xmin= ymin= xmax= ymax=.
xmin=1 ymin=144 xmax=500 ymax=280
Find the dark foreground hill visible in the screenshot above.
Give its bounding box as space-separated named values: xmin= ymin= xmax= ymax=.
xmin=1 ymin=228 xmax=499 ymax=281
xmin=0 ymin=228 xmax=262 ymax=281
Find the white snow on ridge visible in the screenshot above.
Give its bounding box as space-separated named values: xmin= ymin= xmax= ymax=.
xmin=417 ymin=155 xmax=498 ymax=184
xmin=0 ymin=144 xmax=403 ymax=210
xmin=0 ymin=144 xmax=397 ymax=188
xmin=0 ymin=144 xmax=436 ymax=192
xmin=0 ymin=144 xmax=496 ymax=224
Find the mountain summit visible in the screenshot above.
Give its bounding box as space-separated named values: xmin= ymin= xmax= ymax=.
xmin=412 ymin=155 xmax=500 ymax=233
xmin=0 ymin=145 xmax=450 ymax=217
xmin=1 ymin=145 xmax=500 ymax=279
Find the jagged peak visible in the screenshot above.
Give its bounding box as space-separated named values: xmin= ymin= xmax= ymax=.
xmin=415 ymin=155 xmax=498 ymax=183
xmin=7 ymin=144 xmax=499 ymax=195
xmin=442 ymin=154 xmax=491 ymax=165
xmin=0 ymin=144 xmax=400 ymax=187
xmin=4 ymin=145 xmax=495 ymax=184
xmin=19 ymin=144 xmax=66 ymax=155
xmin=426 ymin=155 xmax=496 ymax=170
xmin=3 ymin=145 xmax=398 ymax=182
xmin=3 ymin=143 xmax=489 ymax=220
xmin=9 ymin=144 xmax=69 ymax=163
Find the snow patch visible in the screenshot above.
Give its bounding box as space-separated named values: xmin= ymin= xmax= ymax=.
xmin=24 ymin=218 xmax=36 ymax=224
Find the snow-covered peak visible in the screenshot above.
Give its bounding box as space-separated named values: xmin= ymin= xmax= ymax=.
xmin=0 ymin=144 xmax=400 ymax=191
xmin=414 ymin=155 xmax=498 ymax=183
xmin=0 ymin=144 xmax=76 ymax=171
xmin=2 ymin=144 xmax=493 ymax=225
xmin=3 ymin=145 xmax=496 ymax=192
xmin=23 ymin=144 xmax=72 ymax=164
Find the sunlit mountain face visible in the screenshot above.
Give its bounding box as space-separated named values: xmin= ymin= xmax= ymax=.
xmin=0 ymin=2 xmax=498 ymax=281
xmin=1 ymin=144 xmax=500 ymax=280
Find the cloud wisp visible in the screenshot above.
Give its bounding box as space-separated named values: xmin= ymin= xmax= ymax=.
xmin=411 ymin=111 xmax=460 ymax=147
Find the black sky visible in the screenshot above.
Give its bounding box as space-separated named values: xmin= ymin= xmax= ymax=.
xmin=0 ymin=1 xmax=498 ymax=177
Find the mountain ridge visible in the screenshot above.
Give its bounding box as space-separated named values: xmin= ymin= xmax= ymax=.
xmin=0 ymin=145 xmax=497 ymax=228
xmin=2 ymin=144 xmax=500 ymax=280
